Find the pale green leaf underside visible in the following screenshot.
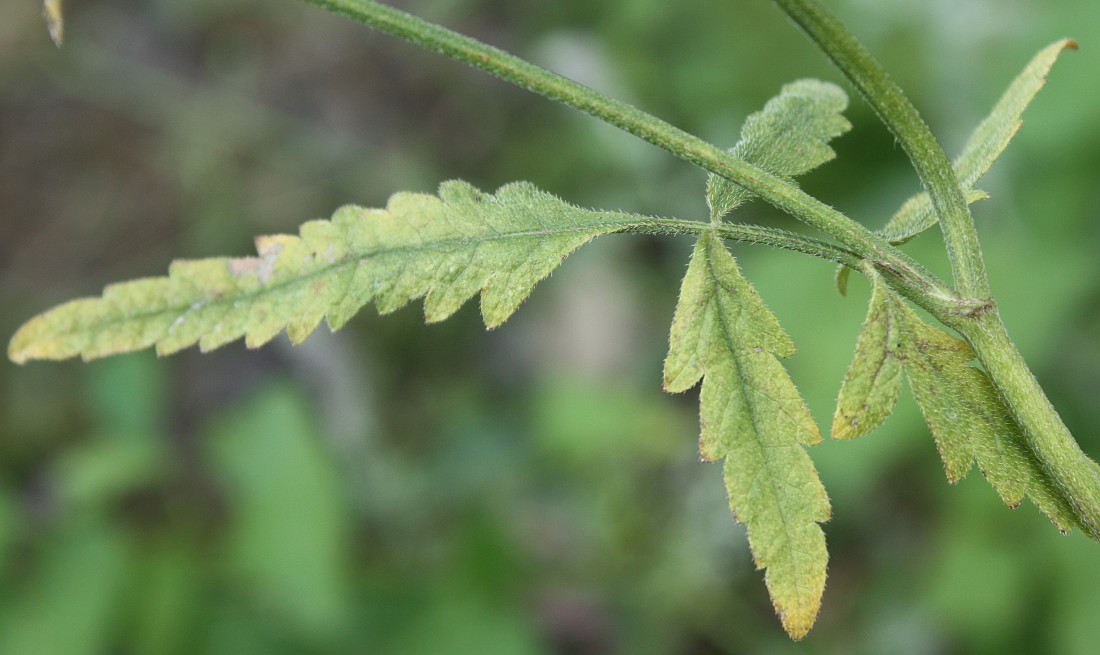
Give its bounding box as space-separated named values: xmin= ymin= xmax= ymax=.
xmin=664 ymin=231 xmax=828 ymax=640
xmin=707 ymin=79 xmax=851 ymax=220
xmin=832 ymin=270 xmax=901 ymax=439
xmin=9 ymin=181 xmax=655 ymax=363
xmin=879 ymin=39 xmax=1074 ymax=244
xmin=886 ymin=290 xmax=1078 ymax=532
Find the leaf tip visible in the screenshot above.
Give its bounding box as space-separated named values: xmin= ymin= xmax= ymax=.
xmin=781 ymin=618 xmax=816 ymax=642
xmin=481 ymin=313 xmax=507 ymax=331
xmin=7 ymin=349 xmax=29 ymax=367
xmin=660 ymin=378 xmax=680 ymax=394
xmin=7 ymin=305 xmax=79 ymax=364
xmin=804 ymin=420 xmax=824 ymax=446
xmin=944 ymin=468 xmax=969 ymax=485
xmin=7 ymin=326 xmax=32 ymax=365
xmin=43 ymin=0 xmax=64 ymax=47
xmin=774 ymin=595 xmax=823 ymax=641
xmin=286 ymin=323 xmax=316 ymax=346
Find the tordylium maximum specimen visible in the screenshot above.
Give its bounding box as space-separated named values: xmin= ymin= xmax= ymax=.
xmin=11 ymin=0 xmax=1100 ymax=639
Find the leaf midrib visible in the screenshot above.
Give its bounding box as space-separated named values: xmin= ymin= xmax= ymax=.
xmin=706 ymin=247 xmax=816 ymax=606
xmin=50 ymin=218 xmax=650 ymax=339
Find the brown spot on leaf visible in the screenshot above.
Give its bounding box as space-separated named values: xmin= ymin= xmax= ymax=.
xmin=227 ymin=242 xmax=283 ymax=285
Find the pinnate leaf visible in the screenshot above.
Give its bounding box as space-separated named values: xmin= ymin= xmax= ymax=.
xmin=664 ymin=231 xmax=829 ymax=639
xmin=707 ymin=79 xmax=851 ymax=220
xmin=895 ymin=300 xmax=1078 ymax=531
xmin=955 ymin=39 xmax=1076 ymax=192
xmin=833 ymin=40 xmax=1076 ymax=292
xmin=894 ymin=305 xmax=982 ymax=483
xmin=8 ymin=181 xmax=654 ymax=363
xmin=848 ymin=285 xmax=1081 ymax=532
xmin=832 ymin=269 xmax=902 ymax=439
xmin=879 ymin=39 xmax=1075 ymax=244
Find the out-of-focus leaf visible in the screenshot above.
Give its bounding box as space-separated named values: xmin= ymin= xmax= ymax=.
xmin=206 ymin=384 xmax=350 ymax=640
xmin=663 ymin=231 xmax=829 ymax=639
xmin=832 ymin=270 xmax=902 ymax=439
xmin=52 ymin=436 xmax=162 ymax=510
xmin=85 ymin=354 xmax=165 ymax=433
xmin=8 ymin=181 xmax=662 ymax=363
xmin=707 ymin=79 xmax=850 ymax=220
xmin=0 ymin=521 xmax=129 ymax=655
xmin=127 ymin=540 xmax=201 ymax=655
xmin=389 ymin=595 xmax=543 ymax=655
xmin=0 ymin=488 xmax=14 ymax=567
xmin=922 ymin=501 xmax=1029 ymax=648
xmin=1049 ymin=530 xmax=1100 ymax=655
xmin=531 ymin=378 xmax=684 ymax=465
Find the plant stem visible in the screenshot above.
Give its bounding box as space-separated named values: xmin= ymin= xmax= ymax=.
xmin=771 ymin=0 xmax=989 ymax=298
xmin=961 ymin=314 xmax=1100 ymax=539
xmin=632 ymin=218 xmax=861 ymax=264
xmin=776 ymin=0 xmax=1100 ymax=536
xmin=299 ymin=0 xmax=950 ymax=301
xmin=301 ymin=0 xmax=1100 ymax=537
xmin=632 ymin=219 xmax=961 ymax=315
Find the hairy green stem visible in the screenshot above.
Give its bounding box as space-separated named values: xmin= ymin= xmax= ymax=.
xmin=771 ymin=0 xmax=989 ymax=298
xmin=774 ymin=0 xmax=1100 ymax=537
xmin=631 ymin=219 xmax=957 ymax=315
xmin=299 ymin=0 xmax=949 ymax=300
xmin=629 ymin=218 xmax=860 ymax=265
xmin=963 ymin=315 xmax=1100 ymax=538
xmin=300 ymin=0 xmax=1100 ymax=535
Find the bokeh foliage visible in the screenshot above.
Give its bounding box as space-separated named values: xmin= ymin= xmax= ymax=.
xmin=2 ymin=0 xmax=1099 ymax=652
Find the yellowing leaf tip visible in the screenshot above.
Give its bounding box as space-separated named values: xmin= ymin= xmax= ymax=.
xmin=780 ymin=609 xmax=820 ymax=641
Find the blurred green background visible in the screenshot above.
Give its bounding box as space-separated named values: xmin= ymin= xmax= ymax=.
xmin=2 ymin=0 xmax=1100 ymax=653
